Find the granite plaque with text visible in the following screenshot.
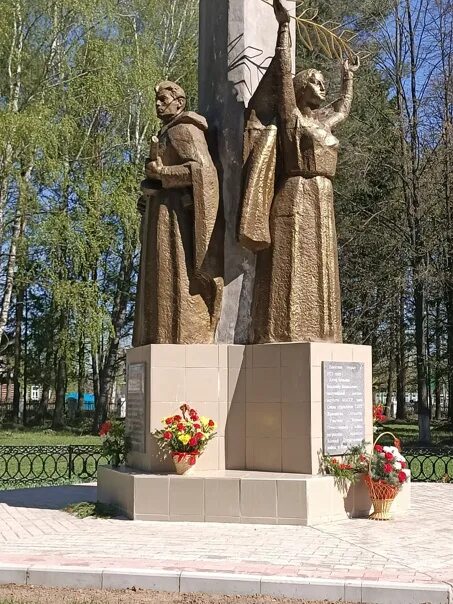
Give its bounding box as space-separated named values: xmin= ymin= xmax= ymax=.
xmin=126 ymin=363 xmax=146 ymax=453
xmin=323 ymin=362 xmax=365 ymax=455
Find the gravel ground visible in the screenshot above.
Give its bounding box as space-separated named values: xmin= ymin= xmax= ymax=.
xmin=0 ymin=586 xmax=354 ymax=604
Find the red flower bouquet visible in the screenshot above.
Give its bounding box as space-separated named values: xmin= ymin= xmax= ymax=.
xmin=153 ymin=404 xmax=217 ymax=475
xmin=373 ymin=404 xmax=388 ymax=424
xmin=364 ymin=432 xmax=409 ymax=520
xmin=369 ymin=438 xmax=409 ymax=487
xmin=98 ymin=419 xmax=131 ymax=467
xmin=320 ymin=432 xmax=409 ymax=521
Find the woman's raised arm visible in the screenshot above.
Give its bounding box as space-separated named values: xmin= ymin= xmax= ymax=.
xmin=325 ymin=57 xmax=359 ymax=130
xmin=273 ymin=0 xmax=297 ymax=122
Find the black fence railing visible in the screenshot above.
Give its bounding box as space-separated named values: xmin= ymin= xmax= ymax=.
xmin=0 ymin=445 xmax=452 ymax=487
xmin=0 ymin=445 xmax=109 ymax=487
xmin=404 ymin=448 xmax=453 ymax=482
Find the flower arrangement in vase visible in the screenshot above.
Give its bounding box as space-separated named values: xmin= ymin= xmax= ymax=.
xmin=153 ymin=404 xmax=217 ymax=475
xmin=365 ymin=432 xmax=409 ymax=520
xmin=320 ymin=432 xmax=410 ymax=520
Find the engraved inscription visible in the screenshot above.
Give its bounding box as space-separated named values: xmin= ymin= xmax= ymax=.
xmin=323 ymin=362 xmax=365 ymax=455
xmin=126 ymin=363 xmax=146 ymax=453
xmin=128 ymin=363 xmax=145 ymax=394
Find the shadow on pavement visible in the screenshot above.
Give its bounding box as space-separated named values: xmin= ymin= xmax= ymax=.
xmin=0 ymin=484 xmax=97 ymax=510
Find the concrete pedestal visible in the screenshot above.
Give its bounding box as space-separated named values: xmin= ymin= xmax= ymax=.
xmin=124 ymin=342 xmax=373 ymax=475
xmin=96 ymin=342 xmax=411 ymax=525
xmin=98 ymin=467 xmax=411 ymax=525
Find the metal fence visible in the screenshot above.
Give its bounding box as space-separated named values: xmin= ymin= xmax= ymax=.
xmin=404 ymin=448 xmax=453 ymax=482
xmin=0 ymin=445 xmax=108 ymax=487
xmin=0 ymin=445 xmax=452 ymax=487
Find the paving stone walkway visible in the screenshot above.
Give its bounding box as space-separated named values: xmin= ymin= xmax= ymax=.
xmin=0 ymin=483 xmax=451 ymax=589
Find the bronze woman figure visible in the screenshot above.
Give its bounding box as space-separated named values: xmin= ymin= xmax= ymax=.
xmin=239 ymin=0 xmax=359 ymax=344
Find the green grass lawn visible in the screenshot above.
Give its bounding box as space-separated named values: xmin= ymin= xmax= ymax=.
xmin=377 ymin=419 xmax=453 ymax=449
xmin=0 ymin=428 xmax=101 ymax=446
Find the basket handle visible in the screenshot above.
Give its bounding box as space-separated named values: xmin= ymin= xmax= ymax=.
xmin=368 ymin=431 xmax=400 ymax=476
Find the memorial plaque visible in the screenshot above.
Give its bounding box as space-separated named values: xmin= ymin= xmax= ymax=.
xmin=323 ymin=362 xmax=365 ymax=455
xmin=126 ymin=363 xmax=146 ymax=453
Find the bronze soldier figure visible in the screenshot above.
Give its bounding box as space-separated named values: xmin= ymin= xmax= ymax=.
xmin=133 ymin=81 xmax=223 ymax=345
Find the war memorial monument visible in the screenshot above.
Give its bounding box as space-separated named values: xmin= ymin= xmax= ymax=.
xmin=98 ymin=0 xmax=410 ymax=524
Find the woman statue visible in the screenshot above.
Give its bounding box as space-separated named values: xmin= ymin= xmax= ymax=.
xmin=239 ymin=0 xmax=359 ymax=344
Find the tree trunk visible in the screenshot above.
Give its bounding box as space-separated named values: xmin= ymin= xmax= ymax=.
xmin=52 ymin=354 xmax=66 ymax=429
xmin=91 ymin=346 xmax=100 ymax=418
xmin=434 ymin=301 xmax=442 ymax=420
xmin=4 ymin=373 xmax=12 ymax=405
xmin=12 ymin=287 xmax=24 ymax=421
xmin=22 ymin=288 xmax=28 ymax=425
xmin=404 ymin=0 xmax=430 ymax=443
xmin=0 ymin=208 xmax=22 ymax=343
xmin=396 ymin=289 xmax=407 ymax=419
xmin=38 ymin=385 xmax=51 ymax=424
xmin=448 ymin=291 xmax=453 ymax=422
xmin=0 ymin=0 xmax=24 ymax=240
xmin=37 ymin=347 xmax=53 ymax=424
xmin=432 ymin=0 xmax=453 ymax=424
xmin=96 ymin=350 xmax=116 ymax=428
xmin=385 ymin=329 xmax=394 ymax=418
xmin=77 ymin=337 xmax=85 ymax=418
xmin=93 ymin=253 xmax=134 ymax=431
xmin=426 ymin=300 xmax=432 ymax=419
xmin=52 ymin=310 xmax=67 ymax=429
xmin=415 ymin=283 xmax=430 ymax=443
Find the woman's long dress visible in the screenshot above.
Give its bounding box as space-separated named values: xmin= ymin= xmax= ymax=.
xmin=251 ymin=111 xmax=343 ymax=344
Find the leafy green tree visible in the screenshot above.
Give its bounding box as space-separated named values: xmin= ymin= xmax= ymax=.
xmin=0 ymin=0 xmax=198 ymax=429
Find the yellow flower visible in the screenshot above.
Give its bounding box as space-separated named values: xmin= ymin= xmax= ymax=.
xmin=200 ymin=416 xmax=209 ymax=425
xmin=178 ymin=434 xmax=190 ymax=445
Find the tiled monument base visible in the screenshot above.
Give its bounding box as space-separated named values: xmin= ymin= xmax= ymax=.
xmin=97 ymin=342 xmax=411 ymax=524
xmin=124 ymin=342 xmax=374 ymax=474
xmin=98 ymin=466 xmax=411 ymax=524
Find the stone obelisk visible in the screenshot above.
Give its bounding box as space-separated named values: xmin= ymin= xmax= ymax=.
xmin=199 ymin=0 xmax=295 ymax=344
